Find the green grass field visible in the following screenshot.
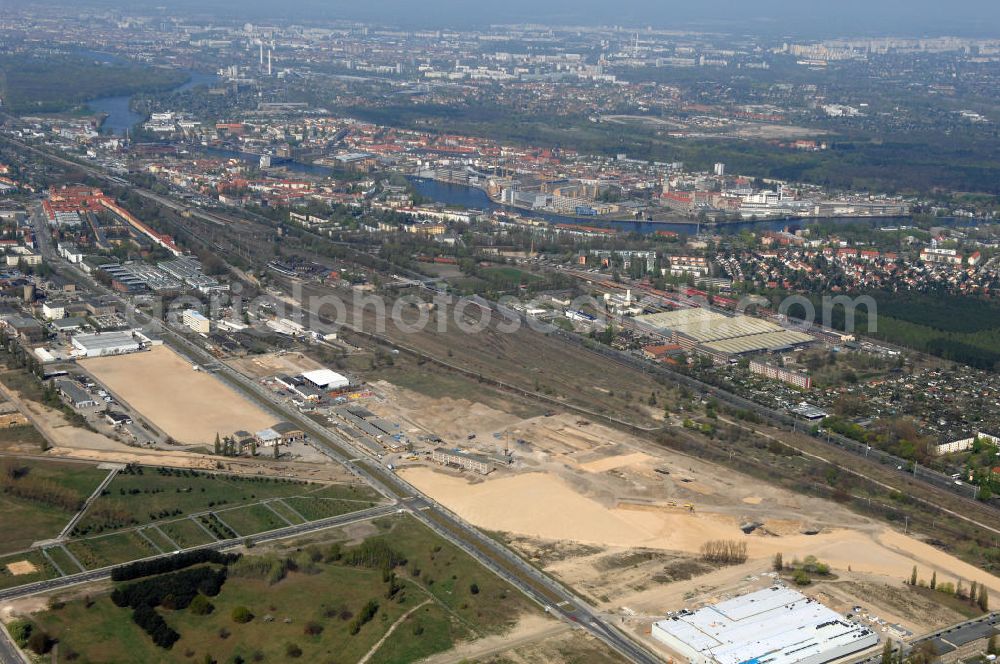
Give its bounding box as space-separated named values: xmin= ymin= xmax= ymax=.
xmin=283 ymin=496 xmax=375 ymax=521
xmin=308 ymin=483 xmax=381 ymax=502
xmin=73 ymin=466 xmax=378 ymax=537
xmin=0 ymin=368 xmax=49 ymax=403
xmin=215 ymin=504 xmax=286 ymax=537
xmin=0 ymin=551 xmax=56 ymax=590
xmin=263 ymin=499 xmax=305 ymax=524
xmin=43 ymin=546 xmax=82 ymax=575
xmin=482 ymin=266 xmax=542 ymax=283
xmin=0 ymin=459 xmax=390 ymax=592
xmin=158 ymin=518 xmax=215 ymax=549
xmin=31 ymin=515 xmax=539 ymax=663
xmin=371 ymin=602 xmax=455 ymax=664
xmin=0 ymin=424 xmax=48 ymax=452
xmin=138 ymin=527 xmax=175 ymax=553
xmin=0 ymin=459 xmax=108 ymax=554
xmin=66 ymin=531 xmax=158 ymax=570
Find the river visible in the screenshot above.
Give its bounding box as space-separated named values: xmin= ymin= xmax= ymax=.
xmin=74 ymin=51 xmax=972 ymax=237
xmin=408 ymin=178 xmax=980 ymax=236
xmin=85 ymin=63 xmax=219 ymax=136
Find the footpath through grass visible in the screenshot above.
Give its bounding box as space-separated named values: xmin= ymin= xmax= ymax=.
xmin=73 ymin=465 xmax=380 ymax=538
xmin=0 ymin=458 xmax=107 ymax=554
xmin=0 ymin=550 xmax=56 ymax=590
xmin=30 ymin=515 xmax=539 ymax=664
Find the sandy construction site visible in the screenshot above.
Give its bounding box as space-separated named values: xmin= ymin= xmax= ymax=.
xmin=401 ymin=467 xmax=1000 ymax=595
xmin=376 ymin=380 xmax=1000 ymax=635
xmin=226 ymin=351 xmax=325 ymax=380
xmin=82 ymin=346 xmax=274 ymax=445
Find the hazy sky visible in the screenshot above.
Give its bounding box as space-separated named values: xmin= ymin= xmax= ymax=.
xmin=52 ymin=0 xmax=1000 ymax=36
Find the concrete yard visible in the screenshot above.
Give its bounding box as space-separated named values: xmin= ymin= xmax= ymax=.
xmin=226 ymin=351 xmax=326 ymax=380
xmin=81 ymin=346 xmax=274 ymax=445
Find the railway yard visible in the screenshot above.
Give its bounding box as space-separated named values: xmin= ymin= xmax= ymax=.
xmin=0 ymin=132 xmax=994 ymax=663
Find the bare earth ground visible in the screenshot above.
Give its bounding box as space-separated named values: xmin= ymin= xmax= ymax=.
xmin=381 ymin=382 xmax=1000 ymax=641
xmin=226 ymin=351 xmax=325 ymax=380
xmin=415 ymin=613 xmax=569 ymax=664
xmin=0 ymin=371 xmax=350 ymax=481
xmin=44 ymin=446 xmax=354 ymax=482
xmin=0 ymin=379 xmax=126 ymax=453
xmin=369 ymin=380 xmax=517 ymax=445
xmin=82 ymin=346 xmax=274 ymax=444
xmin=470 ymin=628 xmax=626 ymax=664
xmin=5 ymin=561 xmax=37 ymax=576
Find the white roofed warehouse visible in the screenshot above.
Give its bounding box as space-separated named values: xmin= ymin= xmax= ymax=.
xmin=71 ymin=331 xmax=142 ymax=358
xmin=652 ymin=586 xmax=878 ymax=664
xmin=300 ymin=368 xmax=350 ymax=391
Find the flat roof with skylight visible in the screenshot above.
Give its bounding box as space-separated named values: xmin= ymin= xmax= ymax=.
xmin=652 ymin=586 xmax=878 ymax=664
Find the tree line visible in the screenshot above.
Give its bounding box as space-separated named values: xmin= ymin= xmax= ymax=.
xmin=907 ymin=565 xmax=990 ymax=612
xmin=111 ymin=567 xmax=229 ymax=649
xmin=111 ymin=549 xmax=238 ymax=582
xmin=342 ymin=538 xmax=408 ymax=571
xmin=0 ymin=462 xmax=84 ymax=512
xmin=699 ymin=539 xmax=748 ymax=565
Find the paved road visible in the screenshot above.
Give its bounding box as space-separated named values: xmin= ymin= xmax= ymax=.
xmin=20 ymin=189 xmax=662 ymax=662
xmin=9 ymin=130 xmax=1000 ymax=515
xmin=0 ymin=622 xmax=28 ymax=664
xmin=11 ymin=132 xmax=999 ymax=664
xmin=923 ymin=612 xmax=999 ymax=656
xmin=848 ymin=612 xmax=999 ymax=664
xmin=58 ymin=466 xmax=120 ymax=540
xmin=0 ymin=504 xmax=398 ymax=604
xmin=0 ymin=505 xmax=398 ymax=663
xmin=11 ymin=130 xmax=996 ymax=520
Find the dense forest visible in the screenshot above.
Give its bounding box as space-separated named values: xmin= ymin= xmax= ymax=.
xmin=341 ymin=103 xmax=1000 ymax=196
xmin=0 ymin=55 xmax=188 ymax=114
xmin=112 ymin=549 xmax=239 ymax=582
xmin=793 ymin=291 xmax=1000 ymax=370
xmin=111 ymin=566 xmax=229 ymax=648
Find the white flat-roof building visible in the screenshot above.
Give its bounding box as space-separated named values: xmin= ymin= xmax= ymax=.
xmin=182 ymin=309 xmax=210 ymax=334
xmin=934 ymin=432 xmax=1000 ymax=456
xmin=41 ymin=301 xmax=66 ymax=320
xmin=300 ymin=368 xmax=350 ymax=391
xmin=254 ymin=427 xmax=281 ymax=447
xmin=652 ymin=586 xmax=878 ymax=664
xmin=71 ymin=331 xmax=141 ymax=358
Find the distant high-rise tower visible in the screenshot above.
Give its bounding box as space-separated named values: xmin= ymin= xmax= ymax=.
xmin=713 ymin=162 xmax=726 ymax=177
xmin=268 ymin=49 xmax=272 ymax=76
xmin=259 ymin=42 xmax=263 ymax=67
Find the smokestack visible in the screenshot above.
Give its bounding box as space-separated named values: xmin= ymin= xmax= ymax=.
xmin=267 ymin=50 xmax=272 ymax=76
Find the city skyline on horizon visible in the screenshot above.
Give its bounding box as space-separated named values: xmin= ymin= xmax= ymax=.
xmin=9 ymin=0 xmax=1000 ymax=38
